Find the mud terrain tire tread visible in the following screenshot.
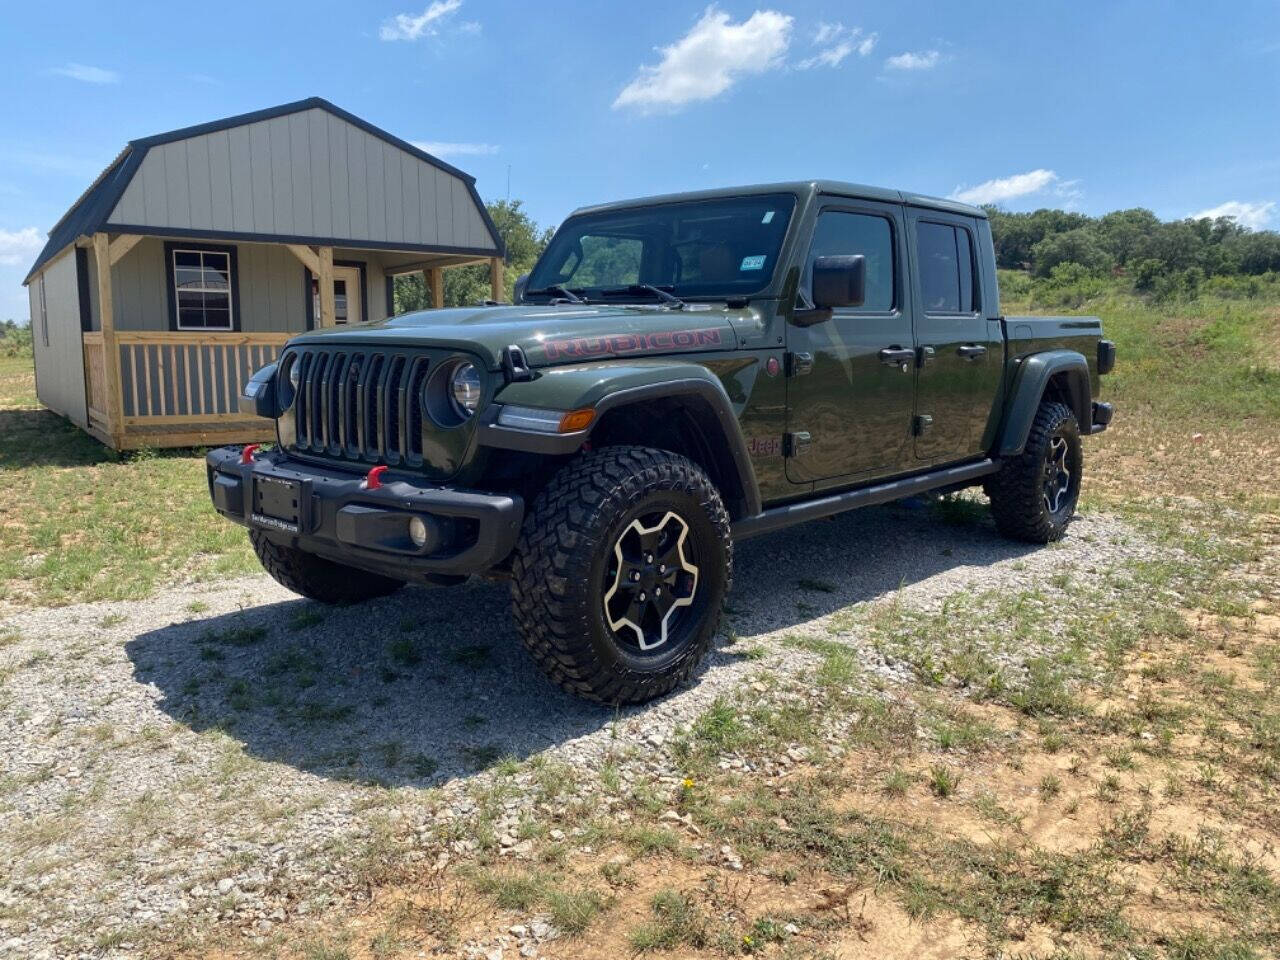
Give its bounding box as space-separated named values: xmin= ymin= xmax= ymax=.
xmin=985 ymin=400 xmax=1081 ymax=544
xmin=511 ymin=445 xmax=732 ymax=704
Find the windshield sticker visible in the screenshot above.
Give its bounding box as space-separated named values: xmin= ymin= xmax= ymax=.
xmin=761 ymin=211 xmax=775 ymax=224
xmin=740 ymin=255 xmax=767 ymax=271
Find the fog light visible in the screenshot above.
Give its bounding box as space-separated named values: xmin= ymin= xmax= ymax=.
xmin=408 ymin=516 xmax=429 ymax=547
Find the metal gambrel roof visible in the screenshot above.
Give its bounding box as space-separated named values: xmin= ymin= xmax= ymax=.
xmin=25 ymin=97 xmax=504 ymax=283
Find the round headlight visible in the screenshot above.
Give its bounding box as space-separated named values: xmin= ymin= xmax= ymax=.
xmin=449 ymin=362 xmax=482 ymax=418
xmin=288 ymin=358 xmax=300 ymax=391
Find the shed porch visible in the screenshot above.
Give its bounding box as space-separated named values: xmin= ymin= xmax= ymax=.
xmin=80 ymin=230 xmax=502 ymax=450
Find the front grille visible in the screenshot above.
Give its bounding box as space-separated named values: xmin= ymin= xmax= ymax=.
xmin=291 ymin=347 xmax=431 ymax=467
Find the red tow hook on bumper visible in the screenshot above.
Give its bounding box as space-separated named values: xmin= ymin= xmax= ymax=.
xmin=362 ymin=465 xmax=389 ymax=490
xmin=240 ymin=443 xmax=260 ymax=464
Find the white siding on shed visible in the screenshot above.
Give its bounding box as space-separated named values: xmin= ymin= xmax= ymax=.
xmin=30 ymin=251 xmax=88 ymax=428
xmin=106 ymin=109 xmax=496 ymax=253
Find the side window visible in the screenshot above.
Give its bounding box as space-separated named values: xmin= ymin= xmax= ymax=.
xmin=916 ymin=221 xmax=978 ymax=313
xmin=807 ymin=211 xmax=895 ymax=311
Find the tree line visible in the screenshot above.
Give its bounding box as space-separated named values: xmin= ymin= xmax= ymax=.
xmin=393 ymin=199 xmax=552 ymax=312
xmin=986 ymin=206 xmax=1280 ymax=294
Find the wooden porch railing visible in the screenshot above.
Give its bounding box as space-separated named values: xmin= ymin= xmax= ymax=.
xmin=113 ymin=331 xmax=291 ymax=423
xmin=82 ymin=332 xmax=109 ymax=430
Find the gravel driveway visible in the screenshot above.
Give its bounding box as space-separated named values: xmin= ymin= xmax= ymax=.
xmin=0 ymin=502 xmax=1145 ymax=958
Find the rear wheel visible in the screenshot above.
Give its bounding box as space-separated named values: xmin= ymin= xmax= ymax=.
xmin=511 ymin=445 xmax=732 ymax=704
xmin=985 ymin=400 xmax=1082 ymax=543
xmin=250 ymin=530 xmax=405 ymax=604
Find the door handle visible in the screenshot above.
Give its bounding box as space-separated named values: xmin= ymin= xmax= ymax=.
xmin=878 ymin=347 xmax=916 ymax=367
xmin=957 ymin=344 xmax=987 ymax=360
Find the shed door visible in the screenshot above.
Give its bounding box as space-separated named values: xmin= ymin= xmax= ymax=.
xmin=312 ymin=266 xmax=363 ymax=327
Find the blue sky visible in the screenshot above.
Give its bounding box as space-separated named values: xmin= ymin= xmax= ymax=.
xmin=2 ymin=0 xmax=1278 ymax=321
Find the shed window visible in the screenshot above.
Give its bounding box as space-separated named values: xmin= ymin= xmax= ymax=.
xmin=38 ymin=274 xmax=49 ymax=347
xmin=172 ymin=248 xmax=234 ymax=330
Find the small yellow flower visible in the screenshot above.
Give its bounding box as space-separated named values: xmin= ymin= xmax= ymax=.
xmin=742 ymin=935 xmax=754 ymax=947
xmin=681 ymin=777 xmax=695 ymax=790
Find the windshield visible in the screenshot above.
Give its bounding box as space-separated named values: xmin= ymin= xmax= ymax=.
xmin=526 ymin=194 xmax=797 ymax=302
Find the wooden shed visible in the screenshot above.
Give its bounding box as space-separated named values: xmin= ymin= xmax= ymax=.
xmin=24 ymin=97 xmax=505 ymax=450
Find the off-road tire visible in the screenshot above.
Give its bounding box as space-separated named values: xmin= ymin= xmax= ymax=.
xmin=985 ymin=400 xmax=1082 ymax=543
xmin=511 ymin=445 xmax=732 ymax=704
xmin=249 ymin=530 xmax=405 ymax=604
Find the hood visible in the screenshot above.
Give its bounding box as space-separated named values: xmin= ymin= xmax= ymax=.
xmin=287 ymin=303 xmax=745 ymax=369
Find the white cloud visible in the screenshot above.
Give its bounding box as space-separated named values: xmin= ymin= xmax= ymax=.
xmin=0 ymin=227 xmax=45 ymax=266
xmin=613 ymin=8 xmax=794 ymax=113
xmin=797 ymin=22 xmax=876 ymax=69
xmin=885 ymin=49 xmax=940 ymax=71
xmin=379 ymin=0 xmax=464 ymax=41
xmin=1188 ymin=200 xmax=1275 ymax=230
xmin=950 ymin=169 xmax=1059 ymax=206
xmin=51 ymin=63 xmax=119 ymax=84
xmin=412 ymin=140 xmax=499 ymax=158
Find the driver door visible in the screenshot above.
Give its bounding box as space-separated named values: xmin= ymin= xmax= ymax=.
xmin=785 ymin=202 xmax=917 ymax=485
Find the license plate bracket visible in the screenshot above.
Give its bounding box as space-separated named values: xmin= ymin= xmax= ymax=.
xmin=252 ymin=476 xmax=307 ymax=534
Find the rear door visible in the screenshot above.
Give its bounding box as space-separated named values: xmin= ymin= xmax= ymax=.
xmin=785 ymin=200 xmax=916 ymax=484
xmin=906 ymin=211 xmax=1002 ymax=462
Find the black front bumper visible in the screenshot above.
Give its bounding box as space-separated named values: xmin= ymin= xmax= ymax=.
xmin=206 ymin=447 xmax=524 ymax=581
xmin=1090 ymin=400 xmax=1114 ymax=435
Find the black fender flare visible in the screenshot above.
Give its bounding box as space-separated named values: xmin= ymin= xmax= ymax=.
xmin=996 ymin=350 xmax=1092 ymax=456
xmin=478 ymin=366 xmax=762 ymax=519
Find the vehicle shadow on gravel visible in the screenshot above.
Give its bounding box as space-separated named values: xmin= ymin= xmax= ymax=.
xmin=128 ymin=499 xmax=1042 ymax=788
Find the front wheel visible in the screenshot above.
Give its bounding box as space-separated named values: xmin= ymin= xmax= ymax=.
xmin=511 ymin=446 xmax=732 ymax=704
xmin=984 ymin=400 xmax=1083 ymax=543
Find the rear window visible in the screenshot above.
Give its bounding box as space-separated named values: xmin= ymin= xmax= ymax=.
xmin=916 ymin=221 xmax=978 ymax=313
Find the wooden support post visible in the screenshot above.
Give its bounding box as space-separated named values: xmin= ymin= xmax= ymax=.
xmin=318 ymin=246 xmax=335 ymax=328
xmin=107 ymin=233 xmax=144 ymax=267
xmin=284 ymin=243 xmax=320 ymax=274
xmin=490 ymin=258 xmax=504 ymax=303
xmin=92 ymin=233 xmax=126 ymax=448
xmin=429 ymin=267 xmax=444 ymax=309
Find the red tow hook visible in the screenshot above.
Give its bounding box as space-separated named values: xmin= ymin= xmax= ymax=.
xmin=362 ymin=465 xmax=389 ymax=490
xmin=240 ymin=443 xmax=260 ymax=464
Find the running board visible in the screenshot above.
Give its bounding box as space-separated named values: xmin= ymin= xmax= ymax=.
xmin=731 ymin=458 xmax=1001 ymax=541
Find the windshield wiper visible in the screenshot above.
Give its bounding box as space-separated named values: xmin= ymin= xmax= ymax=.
xmin=601 ymin=284 xmax=686 ymax=309
xmin=527 ymin=285 xmax=586 ymax=304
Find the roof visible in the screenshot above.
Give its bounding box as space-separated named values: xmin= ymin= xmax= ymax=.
xmin=569 ymin=180 xmax=987 ymax=220
xmin=25 ymin=97 xmax=504 ymax=283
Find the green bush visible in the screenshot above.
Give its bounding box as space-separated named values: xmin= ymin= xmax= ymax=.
xmin=1030 ymin=262 xmax=1108 ymax=309
xmin=0 ymin=323 xmax=32 ymax=359
xmin=1031 ymin=229 xmax=1113 ymax=278
xmin=1132 ymin=258 xmax=1165 ymax=292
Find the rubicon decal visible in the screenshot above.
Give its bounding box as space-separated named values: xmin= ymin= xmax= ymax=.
xmin=541 ymin=328 xmax=724 ymax=361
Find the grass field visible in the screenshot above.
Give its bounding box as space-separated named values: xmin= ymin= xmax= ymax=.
xmin=2 ymin=278 xmax=1279 ymax=958
xmin=0 ymin=355 xmax=257 ymax=609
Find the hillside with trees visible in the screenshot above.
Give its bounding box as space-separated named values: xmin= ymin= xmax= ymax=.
xmin=986 ymin=206 xmax=1280 ymax=303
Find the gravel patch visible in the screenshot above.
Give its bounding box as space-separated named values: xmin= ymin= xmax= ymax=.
xmin=0 ymin=502 xmax=1151 ymax=957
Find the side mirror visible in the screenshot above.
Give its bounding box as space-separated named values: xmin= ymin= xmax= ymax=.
xmin=513 ymin=273 xmax=530 ymax=304
xmin=812 ymin=255 xmax=866 ymax=309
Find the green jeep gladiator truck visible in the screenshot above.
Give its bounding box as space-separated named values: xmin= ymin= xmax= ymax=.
xmin=208 ymin=181 xmax=1115 ymax=703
